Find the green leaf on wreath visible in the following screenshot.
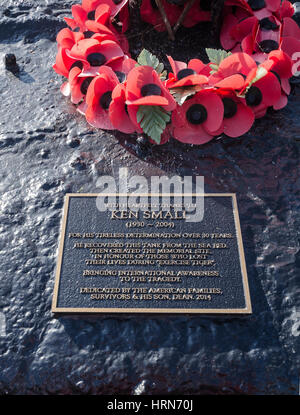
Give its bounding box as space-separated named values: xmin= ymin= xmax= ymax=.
xmin=170 ymin=85 xmax=201 ymax=105
xmin=249 ymin=66 xmax=268 ymax=85
xmin=237 ymin=67 xmax=268 ymax=98
xmin=205 ymin=48 xmax=232 ymax=74
xmin=136 ymin=49 xmax=167 ymax=80
xmin=206 ymin=48 xmax=232 ymax=65
xmin=136 ymin=105 xmax=171 ymax=144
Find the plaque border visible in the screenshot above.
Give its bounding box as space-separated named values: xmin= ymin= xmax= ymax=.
xmin=52 ymin=193 xmax=252 ymax=314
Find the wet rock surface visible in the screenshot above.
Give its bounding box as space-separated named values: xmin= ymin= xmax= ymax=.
xmin=0 ymin=0 xmax=299 ymax=395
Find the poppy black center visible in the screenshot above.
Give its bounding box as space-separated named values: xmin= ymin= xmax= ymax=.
xmin=222 ymin=98 xmax=238 ymax=119
xmin=186 ymin=104 xmax=207 ymax=125
xmin=87 ymin=10 xmax=95 ymax=20
xmin=200 ymin=0 xmax=211 ymax=11
xmin=247 ymin=0 xmax=265 ymax=11
xmin=259 ymin=18 xmax=279 ymax=31
xmin=150 ymin=0 xmax=158 ymax=10
xmin=83 ymin=30 xmax=94 ymax=38
xmin=259 ymin=40 xmax=279 ymax=53
xmin=141 ymin=83 xmax=161 ymax=96
xmin=80 ymin=77 xmax=93 ymax=95
xmin=166 ymin=0 xmax=185 ymax=5
xmin=99 ymin=91 xmax=112 ymax=109
xmin=115 ymin=71 xmax=126 ymax=83
xmin=177 ymin=68 xmax=196 ymax=80
xmin=113 ymin=0 xmax=123 ymax=3
xmin=87 ymin=52 xmax=106 ymax=66
xmin=70 ymin=60 xmax=83 ymax=71
xmin=245 ymin=86 xmax=263 ymax=107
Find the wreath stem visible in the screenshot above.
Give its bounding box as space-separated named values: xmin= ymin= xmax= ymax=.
xmin=173 ymin=0 xmax=196 ymax=35
xmin=154 ymin=0 xmax=175 ymax=40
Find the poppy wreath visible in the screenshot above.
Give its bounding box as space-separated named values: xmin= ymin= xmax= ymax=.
xmin=53 ymin=0 xmax=300 ymax=145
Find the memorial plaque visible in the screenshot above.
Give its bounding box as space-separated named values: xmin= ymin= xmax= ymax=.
xmin=52 ymin=194 xmax=252 ymax=314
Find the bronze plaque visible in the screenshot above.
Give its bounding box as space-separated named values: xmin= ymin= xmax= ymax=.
xmin=52 ymin=194 xmax=252 ymax=314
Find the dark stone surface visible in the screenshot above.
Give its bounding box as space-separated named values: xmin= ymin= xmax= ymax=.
xmin=0 ymin=0 xmax=299 ymax=395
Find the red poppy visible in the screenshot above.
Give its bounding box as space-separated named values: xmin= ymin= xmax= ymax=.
xmin=126 ymin=65 xmax=176 ymax=110
xmin=183 ymin=1 xmax=211 ymax=28
xmin=211 ymin=90 xmax=255 ymax=137
xmin=207 ymin=54 xmax=250 ymax=91
xmin=68 ymin=37 xmax=123 ymax=63
xmin=261 ymin=50 xmax=293 ymax=90
xmin=67 ymin=3 xmax=111 ymax=31
xmin=171 ymin=90 xmax=224 ymax=144
xmin=249 ymin=15 xmax=282 ymax=62
xmin=93 ymin=3 xmax=112 ymax=24
xmin=85 ymin=66 xmax=120 ymax=129
xmin=239 ymin=14 xmax=285 ymax=61
xmin=208 ymin=52 xmax=257 ymax=86
xmin=53 ymin=27 xmax=125 ymax=83
xmin=53 ymin=47 xmax=77 ymax=78
xmin=124 ymin=65 xmax=176 ymax=134
xmin=83 ymin=23 xmax=120 ymax=44
xmin=220 ymin=0 xmax=285 ymax=58
xmin=166 ymin=55 xmax=210 ymax=89
xmin=85 ymin=18 xmax=130 ymax=55
xmin=54 ymin=0 xmax=300 ymax=144
xmin=109 ymin=57 xmax=137 ymax=82
xmin=221 ymin=0 xmax=282 ymax=54
xmin=123 ymin=107 xmax=143 ymax=134
xmin=243 ymin=0 xmax=280 ymax=20
xmin=209 ymin=73 xmax=247 ymax=90
xmin=56 ymin=27 xmax=84 ymax=49
xmin=140 ymin=0 xmax=181 ymax=32
xmin=67 ymin=38 xmax=124 ymax=76
xmin=230 ymin=16 xmax=258 ymax=43
xmin=82 ymin=0 xmax=102 ymax=12
xmin=243 ymin=69 xmax=282 ymax=117
xmin=279 ymin=0 xmax=295 ymax=19
xmin=260 ymin=50 xmax=293 ymax=109
xmin=263 ymin=0 xmax=281 ymax=13
xmin=109 ymin=83 xmax=137 ymax=133
xmin=77 ymin=100 xmax=89 ymax=116
xmin=95 ymin=0 xmax=128 ymax=19
xmin=68 ymin=64 xmax=95 ymax=104
xmin=240 ymin=26 xmax=257 ymax=56
xmin=64 ymin=1 xmax=129 ymax=40
xmin=226 ymin=0 xmax=253 ymax=16
xmin=53 ymin=29 xmax=84 ymax=77
xmin=93 ymin=1 xmax=130 ymax=36
xmin=280 ymin=16 xmax=300 ymax=75
xmin=246 ymin=0 xmax=281 ymax=16
xmin=282 ymin=16 xmax=300 ymax=38
xmin=220 ymin=13 xmax=239 ymax=50
xmin=64 ymin=4 xmax=88 ymax=32
xmin=220 ymin=7 xmax=258 ymax=51
xmin=67 ymin=1 xmax=128 ymax=22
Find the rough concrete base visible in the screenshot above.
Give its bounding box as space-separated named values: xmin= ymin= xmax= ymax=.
xmin=0 ymin=0 xmax=299 ymax=394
